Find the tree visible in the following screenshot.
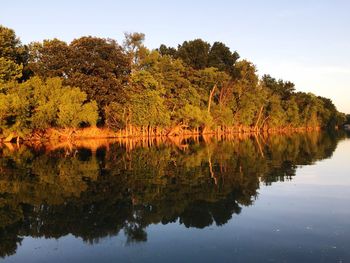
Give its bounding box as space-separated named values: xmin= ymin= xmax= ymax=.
xmin=0 ymin=25 xmax=26 ymax=64
xmin=2 ymin=26 xmax=345 ymax=133
xmin=128 ymin=90 xmax=170 ymax=128
xmin=123 ymin=32 xmax=147 ymax=68
xmin=284 ymin=96 xmax=300 ymax=127
xmin=176 ymin=104 xmax=212 ymax=129
xmin=190 ymin=67 xmax=230 ymax=107
xmin=295 ymin=92 xmax=323 ymax=127
xmin=317 ymin=96 xmax=345 ymax=128
xmin=262 ymin=74 xmax=295 ymax=99
xmin=177 ymin=39 xmax=211 ymax=69
xmin=266 ymin=94 xmax=287 ymax=127
xmin=28 ymin=39 xmax=71 ymax=78
xmin=211 ymin=105 xmax=233 ymax=127
xmin=0 ymin=57 xmax=23 ymax=83
xmin=157 ymin=44 xmax=177 ymax=57
xmin=208 ymin=42 xmax=239 ymax=76
xmin=28 ymin=37 xmax=131 ymax=117
xmin=0 ymin=77 xmax=98 ymax=138
xmin=123 ymin=32 xmax=145 ymax=54
xmin=230 ymin=60 xmax=261 ymax=126
xmin=137 ymin=50 xmax=202 ymax=122
xmin=0 ymin=25 xmax=27 ymax=83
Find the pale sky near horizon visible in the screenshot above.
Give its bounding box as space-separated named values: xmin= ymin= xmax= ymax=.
xmin=1 ymin=0 xmax=349 ymax=113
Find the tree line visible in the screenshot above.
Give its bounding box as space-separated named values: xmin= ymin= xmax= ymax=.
xmin=0 ymin=25 xmax=347 ymax=140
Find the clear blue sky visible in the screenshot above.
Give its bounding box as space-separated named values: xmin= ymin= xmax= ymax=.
xmin=1 ymin=0 xmax=349 ymax=113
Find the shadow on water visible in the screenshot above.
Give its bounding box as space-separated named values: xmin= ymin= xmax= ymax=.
xmin=0 ymin=131 xmax=348 ymax=258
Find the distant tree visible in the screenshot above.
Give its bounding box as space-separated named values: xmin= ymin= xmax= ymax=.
xmin=68 ymin=37 xmax=130 ymax=106
xmin=139 ymin=50 xmax=201 ymax=118
xmin=157 ymin=44 xmax=177 ymax=57
xmin=176 ymin=104 xmax=212 ymax=129
xmin=262 ymin=74 xmax=295 ymax=99
xmin=1 ymin=25 xmax=344 ymax=133
xmin=266 ymin=95 xmax=287 ymax=127
xmin=177 ymin=39 xmax=211 ymax=69
xmin=211 ymin=105 xmax=233 ymax=127
xmin=317 ymin=96 xmax=346 ymax=128
xmin=28 ymin=37 xmax=131 ymax=119
xmin=123 ymin=32 xmax=145 ymax=54
xmin=189 ymin=66 xmax=230 ymax=128
xmin=0 ymin=57 xmax=22 ymax=83
xmin=0 ymin=25 xmax=28 ymax=82
xmin=128 ymin=90 xmax=170 ymax=128
xmin=123 ymin=32 xmax=147 ymax=67
xmin=295 ymin=92 xmax=323 ymax=127
xmin=28 ymin=39 xmax=71 ymax=78
xmin=283 ymin=96 xmax=300 ymax=127
xmin=0 ymin=25 xmax=26 ymax=64
xmin=230 ymin=60 xmax=261 ymax=126
xmin=208 ymin=42 xmax=239 ymax=76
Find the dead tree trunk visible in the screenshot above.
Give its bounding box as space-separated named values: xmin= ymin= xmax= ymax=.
xmin=207 ymin=84 xmax=217 ymax=113
xmin=254 ymin=106 xmax=264 ymax=131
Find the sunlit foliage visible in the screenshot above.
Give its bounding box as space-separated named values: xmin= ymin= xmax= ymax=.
xmin=0 ymin=25 xmax=346 ymax=139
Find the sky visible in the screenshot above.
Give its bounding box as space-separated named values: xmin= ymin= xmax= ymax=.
xmin=1 ymin=0 xmax=349 ymax=113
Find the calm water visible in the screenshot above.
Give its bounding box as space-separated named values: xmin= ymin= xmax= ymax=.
xmin=0 ymin=132 xmax=349 ymax=263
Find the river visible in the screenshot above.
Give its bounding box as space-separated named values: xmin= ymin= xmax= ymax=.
xmin=0 ymin=131 xmax=349 ymax=262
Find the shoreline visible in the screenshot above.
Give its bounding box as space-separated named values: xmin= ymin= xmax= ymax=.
xmin=0 ymin=126 xmax=322 ymax=144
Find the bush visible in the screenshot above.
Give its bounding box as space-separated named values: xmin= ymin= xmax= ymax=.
xmin=0 ymin=77 xmax=98 ymax=137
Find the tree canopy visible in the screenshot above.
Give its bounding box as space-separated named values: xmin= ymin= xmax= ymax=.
xmin=0 ymin=77 xmax=98 ymax=137
xmin=0 ymin=25 xmax=346 ymax=140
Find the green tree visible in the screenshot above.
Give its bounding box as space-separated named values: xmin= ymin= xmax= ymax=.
xmin=177 ymin=39 xmax=211 ymax=69
xmin=0 ymin=57 xmax=22 ymax=83
xmin=208 ymin=42 xmax=239 ymax=76
xmin=28 ymin=37 xmax=131 ymax=117
xmin=283 ymin=96 xmax=300 ymax=127
xmin=0 ymin=25 xmax=27 ymax=83
xmin=230 ymin=60 xmax=261 ymax=126
xmin=262 ymin=74 xmax=295 ymax=100
xmin=0 ymin=77 xmax=98 ymax=138
xmin=0 ymin=25 xmax=26 ymax=64
xmin=157 ymin=44 xmax=177 ymax=57
xmin=128 ymin=90 xmax=170 ymax=128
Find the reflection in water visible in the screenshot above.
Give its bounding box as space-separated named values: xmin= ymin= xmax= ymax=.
xmin=0 ymin=131 xmax=348 ymax=258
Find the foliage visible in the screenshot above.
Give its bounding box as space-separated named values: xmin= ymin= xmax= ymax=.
xmin=0 ymin=77 xmax=98 ymax=137
xmin=0 ymin=25 xmax=27 ymax=65
xmin=28 ymin=36 xmax=131 ymax=113
xmin=0 ymin=26 xmax=27 ymax=83
xmin=0 ymin=57 xmax=22 ymax=84
xmin=0 ymin=24 xmax=345 ymax=137
xmin=177 ymin=39 xmax=211 ymax=70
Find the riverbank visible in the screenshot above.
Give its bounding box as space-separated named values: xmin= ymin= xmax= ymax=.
xmin=0 ymin=125 xmax=322 ymax=143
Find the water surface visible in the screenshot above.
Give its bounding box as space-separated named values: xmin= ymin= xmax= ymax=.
xmin=0 ymin=132 xmax=349 ymax=262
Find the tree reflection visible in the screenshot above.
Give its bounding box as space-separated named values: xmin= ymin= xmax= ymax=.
xmin=0 ymin=131 xmax=347 ymax=257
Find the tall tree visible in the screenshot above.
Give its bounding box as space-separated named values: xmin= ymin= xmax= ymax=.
xmin=0 ymin=25 xmax=28 ymax=82
xmin=28 ymin=37 xmax=131 ymax=117
xmin=157 ymin=44 xmax=177 ymax=57
xmin=123 ymin=32 xmax=147 ymax=67
xmin=177 ymin=39 xmax=211 ymax=69
xmin=230 ymin=60 xmax=261 ymax=126
xmin=208 ymin=41 xmax=239 ymax=76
